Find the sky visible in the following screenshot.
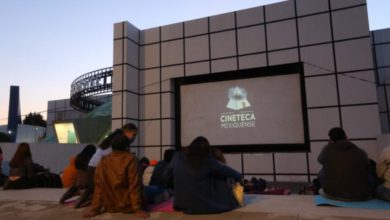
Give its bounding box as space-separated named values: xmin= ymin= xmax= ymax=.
xmin=0 ymin=0 xmax=389 ymax=125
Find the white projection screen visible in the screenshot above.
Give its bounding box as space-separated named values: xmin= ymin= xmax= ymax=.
xmin=175 ymin=63 xmax=309 ymax=152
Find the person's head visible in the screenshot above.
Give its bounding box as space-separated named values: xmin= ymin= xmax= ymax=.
xmin=80 ymin=144 xmax=96 ymax=157
xmin=10 ymin=143 xmax=32 ymax=168
xmin=163 ymin=149 xmax=175 ymax=164
xmin=111 ymin=134 xmax=131 ymax=152
xmin=328 ymin=127 xmax=347 ymax=143
xmin=122 ymin=123 xmax=138 ymax=140
xmin=187 ymin=136 xmax=210 ymax=169
xmin=210 ymin=147 xmax=226 ymax=164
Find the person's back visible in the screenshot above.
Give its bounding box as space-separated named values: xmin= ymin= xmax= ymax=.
xmin=165 ymin=137 xmax=241 ymax=214
xmin=61 ymin=157 xmax=77 ymax=188
xmin=318 ymin=128 xmax=371 ymax=201
xmin=376 ymin=146 xmax=390 ymax=201
xmin=150 ymin=149 xmax=175 ymax=187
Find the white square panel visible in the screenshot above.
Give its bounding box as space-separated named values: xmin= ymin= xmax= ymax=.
xmin=161 ymin=22 xmax=183 ymax=41
xmin=124 ymin=22 xmax=140 ymax=43
xmin=335 ymin=38 xmax=373 ymax=72
xmin=123 ymin=92 xmax=139 ymax=120
xmin=112 ymin=92 xmax=122 ymax=119
xmin=123 ymin=65 xmax=139 ymax=94
xmin=211 ymin=58 xmax=237 ymax=73
xmin=210 ymin=12 xmax=235 ymax=32
xmin=301 ymin=44 xmax=334 ymax=76
xmin=140 ymin=27 xmax=159 ymax=45
xmin=265 ymin=0 xmax=295 ymax=22
xmin=114 ymin=22 xmax=123 ymax=39
xmin=341 ymin=105 xmax=381 ymax=139
xmin=238 ymin=53 xmax=267 ymax=70
xmin=267 ymin=20 xmax=297 ymax=50
xmin=275 ymin=153 xmax=307 ymax=173
xmin=185 ymin=35 xmax=209 ymax=62
xmin=308 ymin=141 xmax=328 ymax=174
xmin=139 ymin=147 xmax=161 ymax=161
xmin=268 ymin=48 xmax=298 ymax=66
xmin=161 ymin=40 xmax=184 ymax=66
xmin=162 ymin=119 xmax=175 ymax=146
xmin=376 ymin=86 xmax=386 ymax=112
xmin=305 ymin=75 xmax=338 ymax=107
xmin=332 ymin=6 xmax=370 ymax=41
xmin=373 ymin=28 xmax=390 ymax=44
xmin=124 ymin=40 xmax=139 ymax=68
xmin=112 ymin=65 xmax=123 ymax=92
xmin=140 ymin=69 xmax=160 ymax=94
xmin=161 ymin=93 xmax=174 ymax=118
xmin=298 ymin=13 xmax=332 ymax=46
xmin=140 ymin=94 xmax=160 ymax=120
xmin=184 ymin=17 xmax=208 ymax=37
xmin=375 ymin=44 xmax=390 ymax=67
xmin=113 ymin=40 xmax=123 ymax=65
xmin=139 ymin=120 xmax=161 ymax=146
xmin=237 ymin=25 xmax=266 ymax=55
xmin=112 ymin=119 xmax=123 ymax=133
xmin=330 ymin=0 xmax=366 ymax=10
xmin=243 ymin=153 xmax=273 ymax=173
xmin=236 ymin=6 xmax=264 ymax=27
xmin=161 ymin=65 xmax=184 ymax=92
xmin=353 ymin=140 xmax=380 ymax=162
xmin=379 ymin=113 xmax=389 ymax=134
xmin=210 ymin=30 xmax=237 ymax=59
xmin=308 ymin=108 xmax=340 ymax=140
xmin=224 ymin=153 xmax=242 ymax=173
xmin=296 ymin=0 xmax=328 ymax=16
xmin=377 ymin=68 xmax=390 ymax=85
xmin=185 ymin=61 xmax=210 ymax=76
xmin=140 ymin=44 xmax=160 ymax=69
xmin=338 ymin=71 xmax=377 ymax=105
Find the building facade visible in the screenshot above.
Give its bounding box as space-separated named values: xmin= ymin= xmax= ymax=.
xmin=112 ymin=0 xmax=381 ymax=182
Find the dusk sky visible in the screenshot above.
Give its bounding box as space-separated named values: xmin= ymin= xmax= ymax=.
xmin=1 ymin=0 xmax=389 ymax=125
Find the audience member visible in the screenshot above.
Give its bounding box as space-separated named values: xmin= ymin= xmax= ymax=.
xmin=376 ymin=146 xmax=390 ymax=201
xmin=0 ymin=146 xmax=8 ymax=186
xmin=61 ymin=156 xmax=77 ymax=188
xmin=163 ymin=136 xmax=242 ymax=214
xmin=83 ymin=135 xmax=148 ymax=218
xmin=318 ymin=127 xmax=372 ymax=201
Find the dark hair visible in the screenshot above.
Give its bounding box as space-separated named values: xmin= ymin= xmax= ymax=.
xmin=0 ymin=146 xmax=2 ymax=154
xmin=111 ymin=134 xmax=131 ymax=151
xmin=10 ymin=143 xmax=32 ymax=168
xmin=163 ymin=149 xmax=175 ymax=164
xmin=122 ymin=123 xmax=138 ymax=133
xmin=99 ymin=129 xmax=124 ymax=149
xmin=75 ymin=144 xmax=96 ymax=171
xmin=328 ymin=127 xmax=347 ymax=142
xmin=187 ymin=136 xmax=210 ymax=169
xmin=210 ymin=147 xmax=226 ymax=164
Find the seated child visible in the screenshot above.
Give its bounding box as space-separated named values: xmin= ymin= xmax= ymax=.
xmin=83 ymin=135 xmax=148 ymax=218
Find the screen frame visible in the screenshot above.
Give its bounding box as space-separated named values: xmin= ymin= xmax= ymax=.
xmin=174 ymin=62 xmax=310 ymax=153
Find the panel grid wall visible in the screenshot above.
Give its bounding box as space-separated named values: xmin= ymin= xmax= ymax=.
xmin=113 ymin=0 xmax=381 ymax=182
xmin=372 ymin=28 xmax=390 ymax=134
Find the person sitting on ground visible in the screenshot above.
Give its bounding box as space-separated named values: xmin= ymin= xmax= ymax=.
xmin=318 ymin=127 xmax=372 ymax=201
xmin=83 ymin=135 xmax=149 ymax=218
xmin=61 ymin=156 xmax=77 ymax=188
xmin=76 ymin=123 xmax=138 ymax=208
xmin=163 ymin=136 xmax=242 ymax=214
xmin=0 ymin=146 xmax=8 ymax=186
xmin=376 ymin=146 xmax=390 ymax=201
xmin=149 ymin=149 xmax=175 ymax=188
xmin=60 ymin=144 xmax=96 ymax=205
xmin=3 ymin=143 xmax=35 ymax=189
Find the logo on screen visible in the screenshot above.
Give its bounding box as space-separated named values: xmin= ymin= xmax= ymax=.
xmin=226 ymin=87 xmax=251 ymax=111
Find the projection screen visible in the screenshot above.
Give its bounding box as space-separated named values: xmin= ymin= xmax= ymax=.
xmin=175 ymin=63 xmax=309 ymax=152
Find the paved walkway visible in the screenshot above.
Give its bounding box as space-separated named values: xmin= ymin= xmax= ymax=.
xmin=0 ymin=189 xmax=389 ymax=220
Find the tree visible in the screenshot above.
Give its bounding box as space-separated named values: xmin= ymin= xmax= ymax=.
xmin=23 ymin=112 xmax=47 ymax=127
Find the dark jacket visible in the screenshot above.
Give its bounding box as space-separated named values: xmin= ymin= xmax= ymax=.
xmin=318 ymin=140 xmax=371 ymax=201
xmin=149 ymin=160 xmax=168 ymax=187
xmin=164 ymin=152 xmax=241 ymax=214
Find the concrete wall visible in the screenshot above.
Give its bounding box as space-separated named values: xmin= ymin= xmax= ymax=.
xmin=373 ymin=28 xmax=390 ymax=133
xmin=0 ymin=143 xmax=85 ymax=174
xmin=112 ymin=0 xmax=381 ymax=182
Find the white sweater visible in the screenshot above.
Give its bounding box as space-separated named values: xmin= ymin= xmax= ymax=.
xmin=377 ymin=146 xmax=390 ymax=188
xmin=88 ymin=147 xmax=112 ymax=167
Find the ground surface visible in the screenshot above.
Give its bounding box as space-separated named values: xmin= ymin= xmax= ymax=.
xmin=0 ymin=189 xmax=389 ymax=220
